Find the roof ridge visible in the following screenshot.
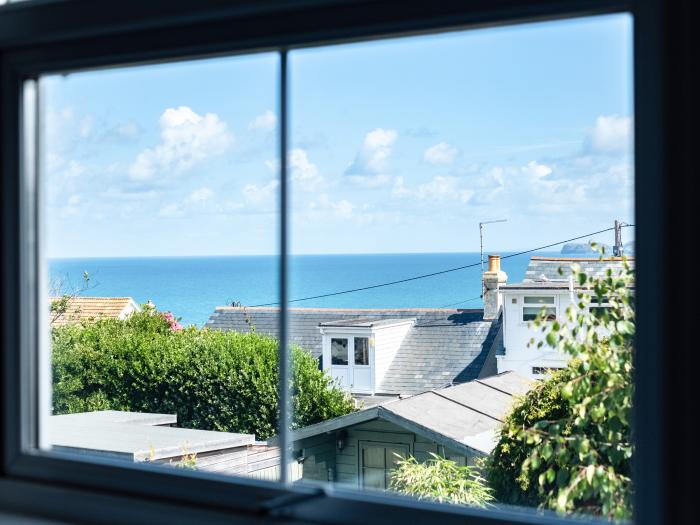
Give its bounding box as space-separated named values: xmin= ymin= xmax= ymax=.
xmin=428 ymin=389 xmax=503 ymax=423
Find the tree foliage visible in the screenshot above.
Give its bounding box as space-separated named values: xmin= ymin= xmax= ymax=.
xmin=52 ymin=310 xmax=355 ymax=440
xmin=390 ymin=453 xmax=494 ymax=508
xmin=489 ymin=259 xmax=635 ymax=519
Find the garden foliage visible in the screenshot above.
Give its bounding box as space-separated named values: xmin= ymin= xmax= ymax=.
xmin=52 ymin=309 xmax=355 ymax=440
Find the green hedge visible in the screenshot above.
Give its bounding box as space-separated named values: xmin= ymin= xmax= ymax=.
xmin=52 ymin=310 xmax=355 ymax=440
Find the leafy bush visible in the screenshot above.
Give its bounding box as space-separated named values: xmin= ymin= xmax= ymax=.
xmin=390 ymin=453 xmax=494 ymax=507
xmin=486 ymin=370 xmax=569 ymax=507
xmin=487 ymin=259 xmax=634 ymax=519
xmin=52 ymin=310 xmax=355 ymax=439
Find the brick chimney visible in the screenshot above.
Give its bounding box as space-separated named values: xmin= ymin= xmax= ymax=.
xmin=483 ymin=255 xmax=507 ymax=320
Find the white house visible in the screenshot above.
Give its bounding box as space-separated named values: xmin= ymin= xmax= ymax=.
xmin=488 ymin=255 xmax=633 ymax=379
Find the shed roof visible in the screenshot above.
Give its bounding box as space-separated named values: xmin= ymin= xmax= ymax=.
xmin=288 ymin=372 xmax=533 ymax=456
xmin=50 ymin=410 xmax=255 ymax=461
xmin=50 ymin=296 xmax=140 ymax=326
xmin=205 ymin=307 xmax=501 ymax=395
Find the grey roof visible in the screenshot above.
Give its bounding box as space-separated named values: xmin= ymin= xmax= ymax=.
xmin=522 ymin=256 xmax=634 ymax=282
xmin=205 ymin=307 xmax=501 ymax=395
xmin=319 ymin=318 xmax=414 ymax=328
xmin=288 ymin=372 xmax=533 ymax=456
xmin=50 ymin=410 xmax=255 ymax=461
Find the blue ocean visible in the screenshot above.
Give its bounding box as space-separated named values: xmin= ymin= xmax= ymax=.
xmin=48 ymin=252 xmax=559 ymax=327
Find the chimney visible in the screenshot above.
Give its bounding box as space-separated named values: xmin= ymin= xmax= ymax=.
xmin=483 ymin=255 xmax=507 ymax=320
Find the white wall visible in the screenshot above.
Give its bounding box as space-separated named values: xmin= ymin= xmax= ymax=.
xmin=373 ymin=321 xmax=414 ymax=390
xmin=497 ymin=289 xmax=572 ymax=379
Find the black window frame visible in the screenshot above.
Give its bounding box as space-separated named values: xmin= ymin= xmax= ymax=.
xmin=1 ymin=1 xmax=694 ymax=524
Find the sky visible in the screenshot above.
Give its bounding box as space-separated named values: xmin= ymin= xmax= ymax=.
xmin=44 ymin=14 xmax=633 ymax=258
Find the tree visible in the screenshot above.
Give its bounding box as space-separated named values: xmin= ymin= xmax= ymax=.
xmin=489 ymin=259 xmax=635 ymax=519
xmin=390 ymin=453 xmax=494 ymax=508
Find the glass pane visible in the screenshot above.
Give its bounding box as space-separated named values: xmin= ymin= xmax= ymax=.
xmin=41 ymin=53 xmax=283 ymax=482
xmin=331 ymin=338 xmax=349 ymax=365
xmin=354 ymin=337 xmax=369 ymax=365
xmin=363 ymin=446 xmax=386 ymax=468
xmin=362 ymin=468 xmax=386 ymax=489
xmin=288 ymin=13 xmax=634 ymax=520
xmin=523 ymin=296 xmax=555 ymax=304
xmin=523 ymin=306 xmax=557 ymax=321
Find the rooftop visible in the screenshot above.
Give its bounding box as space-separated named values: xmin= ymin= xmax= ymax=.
xmin=50 ymin=296 xmax=140 ymax=326
xmin=206 ymin=307 xmax=500 ymax=395
xmin=523 ymin=256 xmax=634 ymax=283
xmin=288 ymin=371 xmax=533 ymax=456
xmin=50 ymin=410 xmax=254 ymax=461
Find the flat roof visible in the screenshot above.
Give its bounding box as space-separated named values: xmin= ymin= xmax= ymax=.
xmin=50 ymin=411 xmax=255 ymax=461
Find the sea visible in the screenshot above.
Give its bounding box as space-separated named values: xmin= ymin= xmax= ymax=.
xmin=49 ymin=251 xmax=560 ymax=327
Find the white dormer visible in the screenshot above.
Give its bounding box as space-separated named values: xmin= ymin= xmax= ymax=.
xmin=319 ymin=318 xmax=415 ymax=395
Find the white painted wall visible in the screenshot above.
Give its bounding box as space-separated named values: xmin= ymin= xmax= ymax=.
xmin=373 ymin=320 xmax=414 ymax=389
xmin=497 ymin=289 xmax=573 ymax=379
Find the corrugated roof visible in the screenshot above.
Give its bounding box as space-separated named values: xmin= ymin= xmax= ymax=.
xmin=205 ymin=307 xmax=501 ymax=395
xmin=288 ymin=371 xmax=533 ymax=456
xmin=50 ymin=296 xmax=139 ymax=326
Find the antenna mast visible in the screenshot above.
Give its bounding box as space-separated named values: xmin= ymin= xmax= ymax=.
xmin=479 ymin=219 xmax=507 ymax=297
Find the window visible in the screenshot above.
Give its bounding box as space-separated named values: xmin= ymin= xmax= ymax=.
xmin=360 ymin=442 xmax=409 ymax=490
xmin=354 ymin=337 xmax=369 ymax=366
xmin=331 ymin=338 xmax=349 ymax=365
xmin=1 ymin=1 xmax=688 ymax=525
xmin=523 ymin=296 xmax=556 ymax=321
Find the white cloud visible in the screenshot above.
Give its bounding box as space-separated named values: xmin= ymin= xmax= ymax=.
xmin=520 ymin=160 xmax=552 ymax=180
xmin=158 ymin=203 xmax=184 ymax=218
xmin=423 ymin=142 xmax=458 ymax=165
xmin=67 ymin=195 xmax=81 ymax=206
xmin=306 ymin=194 xmax=355 ymax=220
xmin=248 ymin=110 xmax=277 ymax=132
xmin=393 ymin=175 xmax=473 ymax=203
xmin=345 ymin=128 xmax=398 ymax=186
xmin=188 ymin=187 xmax=214 ymax=203
xmin=242 ymin=179 xmax=279 ymax=207
xmin=290 ymin=148 xmax=323 ymax=191
xmin=586 ymin=115 xmax=632 ymax=154
xmin=128 ymin=106 xmax=233 ymax=181
xmin=79 ymin=115 xmax=94 ymax=138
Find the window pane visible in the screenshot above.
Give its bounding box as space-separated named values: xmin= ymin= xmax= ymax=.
xmin=523 ymin=306 xmax=557 ymax=321
xmin=287 ymin=13 xmax=634 ymax=520
xmin=41 ymin=53 xmax=284 ymax=482
xmin=523 ymin=296 xmax=555 ymax=304
xmin=354 ymin=337 xmax=369 ymax=365
xmin=331 ymin=338 xmax=349 ymax=364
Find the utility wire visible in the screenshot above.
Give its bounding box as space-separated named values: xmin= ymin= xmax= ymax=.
xmin=250 ymin=225 xmax=633 ymax=307
xmin=438 ymin=296 xmax=482 ymax=308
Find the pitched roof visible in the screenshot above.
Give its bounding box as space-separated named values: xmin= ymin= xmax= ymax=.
xmin=288 ymin=372 xmax=533 ymax=456
xmin=522 ymin=256 xmax=634 ymax=283
xmin=50 ymin=296 xmax=140 ymax=327
xmin=205 ymin=307 xmax=501 ymax=395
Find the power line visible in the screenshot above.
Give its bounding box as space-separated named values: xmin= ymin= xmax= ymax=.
xmin=250 ymin=225 xmax=633 ymax=307
xmin=439 ymin=296 xmax=482 ymax=308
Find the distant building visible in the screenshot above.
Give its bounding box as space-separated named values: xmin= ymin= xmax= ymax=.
xmin=50 ymin=296 xmax=141 ymax=327
xmin=286 ymin=372 xmax=532 ymax=489
xmin=206 ymin=307 xmax=502 ymax=403
xmin=495 ymin=256 xmax=634 ymax=379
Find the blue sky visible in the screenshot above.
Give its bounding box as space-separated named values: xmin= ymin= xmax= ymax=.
xmin=45 ymin=14 xmax=633 ymax=258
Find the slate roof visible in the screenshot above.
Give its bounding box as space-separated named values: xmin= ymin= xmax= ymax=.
xmin=522 ymin=256 xmax=634 ymax=282
xmin=50 ymin=296 xmax=140 ymax=326
xmin=288 ymin=371 xmax=534 ymax=456
xmin=205 ymin=307 xmax=502 ymax=395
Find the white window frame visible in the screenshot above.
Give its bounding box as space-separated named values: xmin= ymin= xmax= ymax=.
xmin=522 ymin=295 xmax=558 ymax=323
xmin=0 ymin=1 xmax=681 ymax=524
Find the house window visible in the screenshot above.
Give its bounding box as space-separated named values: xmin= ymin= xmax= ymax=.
xmin=354 ymin=337 xmax=369 ymax=366
xmin=523 ymin=296 xmax=556 ymax=321
xmin=360 ymin=442 xmax=409 ymax=490
xmin=331 ymin=338 xmax=349 ymax=365
xmin=589 ymin=296 xmax=611 ymax=318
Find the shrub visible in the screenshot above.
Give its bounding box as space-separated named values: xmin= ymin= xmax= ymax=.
xmin=52 ymin=310 xmax=355 ymax=439
xmin=487 ymin=259 xmax=634 ymax=519
xmin=390 ymin=453 xmax=494 ymax=507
